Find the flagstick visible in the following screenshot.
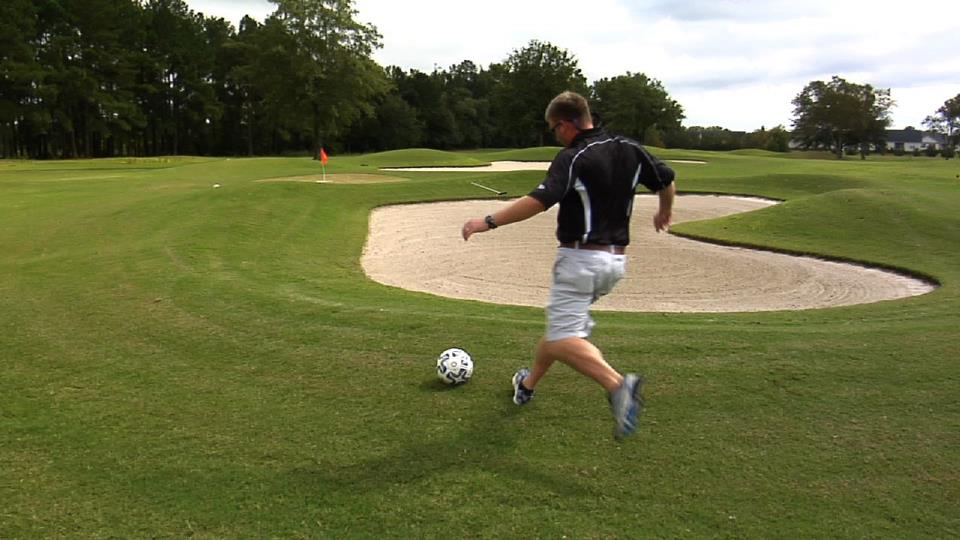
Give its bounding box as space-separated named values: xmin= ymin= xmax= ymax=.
xmin=470 ymin=181 xmax=507 ymax=195
xmin=318 ymin=148 xmax=329 ymax=182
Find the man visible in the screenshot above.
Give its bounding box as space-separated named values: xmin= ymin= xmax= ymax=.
xmin=461 ymin=91 xmax=676 ymax=440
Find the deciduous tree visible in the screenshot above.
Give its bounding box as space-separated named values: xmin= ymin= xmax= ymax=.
xmin=791 ymin=76 xmax=893 ymax=159
xmin=491 ymin=40 xmax=587 ymax=147
xmin=590 ymin=72 xmax=684 ymax=144
xmin=923 ymin=93 xmax=960 ymax=150
xmin=268 ymin=0 xmax=388 ymax=158
xmin=741 ymin=125 xmax=791 ymax=152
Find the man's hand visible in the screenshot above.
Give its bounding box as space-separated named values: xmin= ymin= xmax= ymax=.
xmin=460 ymin=196 xmax=546 ymax=241
xmin=653 ymin=210 xmax=672 ymax=232
xmin=654 ymin=182 xmax=676 ymax=232
xmin=461 ymin=218 xmax=489 ymax=241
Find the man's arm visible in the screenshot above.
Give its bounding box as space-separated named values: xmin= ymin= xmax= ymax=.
xmin=462 ymin=196 xmax=547 ymax=241
xmin=653 ymin=182 xmax=676 ymax=232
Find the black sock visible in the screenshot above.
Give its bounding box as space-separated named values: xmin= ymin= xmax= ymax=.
xmin=519 ymin=382 xmax=533 ymax=393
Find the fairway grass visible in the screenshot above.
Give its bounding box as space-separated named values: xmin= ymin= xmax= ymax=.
xmin=1 ymin=150 xmax=958 ymax=538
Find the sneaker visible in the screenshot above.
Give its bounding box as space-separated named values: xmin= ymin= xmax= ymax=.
xmin=610 ymin=374 xmax=645 ymax=440
xmin=512 ymin=368 xmax=534 ymax=405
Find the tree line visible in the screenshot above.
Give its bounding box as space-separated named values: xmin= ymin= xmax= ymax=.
xmin=0 ymin=0 xmax=689 ymax=159
xmin=2 ymin=0 xmax=957 ymax=160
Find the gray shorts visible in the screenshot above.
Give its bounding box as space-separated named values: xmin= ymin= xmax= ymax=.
xmin=546 ymin=248 xmax=627 ymax=341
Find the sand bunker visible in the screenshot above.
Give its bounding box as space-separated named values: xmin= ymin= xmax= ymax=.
xmin=381 ymin=161 xmax=549 ymax=172
xmin=361 ymin=195 xmax=934 ymax=312
xmin=382 ymin=160 xmax=704 ymax=173
xmin=258 ymin=173 xmax=407 ymax=184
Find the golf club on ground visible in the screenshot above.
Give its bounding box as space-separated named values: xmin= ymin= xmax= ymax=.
xmin=470 ymin=181 xmax=507 ymax=196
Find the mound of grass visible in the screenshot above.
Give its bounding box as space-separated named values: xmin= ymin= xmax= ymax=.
xmin=473 ymin=147 xmax=560 ymax=162
xmin=354 ymin=148 xmax=487 ymax=168
xmin=675 ymin=188 xmax=947 ymax=280
xmin=679 ymin=173 xmax=869 ymax=199
xmin=728 ymin=148 xmax=791 ymax=158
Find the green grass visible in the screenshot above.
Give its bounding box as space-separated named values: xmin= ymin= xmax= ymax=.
xmin=2 ymin=149 xmax=959 ymax=538
xmin=351 ymin=148 xmax=488 ymax=168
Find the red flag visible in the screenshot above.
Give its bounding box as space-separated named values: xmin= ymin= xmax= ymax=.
xmin=320 ymin=148 xmax=329 ymax=165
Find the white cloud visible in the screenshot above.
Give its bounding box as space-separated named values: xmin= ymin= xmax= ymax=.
xmin=188 ymin=0 xmax=273 ymax=24
xmin=187 ymin=0 xmax=960 ymax=131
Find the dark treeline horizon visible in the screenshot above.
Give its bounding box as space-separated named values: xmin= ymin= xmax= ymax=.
xmin=0 ymin=0 xmax=790 ymax=160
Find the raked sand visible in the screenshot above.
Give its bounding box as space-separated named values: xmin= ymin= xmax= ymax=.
xmin=361 ymin=194 xmax=934 ymax=312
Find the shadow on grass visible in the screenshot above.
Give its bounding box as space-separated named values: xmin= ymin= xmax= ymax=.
xmin=418 ymin=377 xmax=468 ymax=392
xmin=284 ymin=381 xmax=596 ymax=499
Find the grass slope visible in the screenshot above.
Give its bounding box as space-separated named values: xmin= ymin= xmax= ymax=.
xmin=1 ymin=151 xmax=958 ymax=538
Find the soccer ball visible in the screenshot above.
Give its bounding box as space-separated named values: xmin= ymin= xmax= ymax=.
xmin=436 ymin=348 xmax=474 ymax=384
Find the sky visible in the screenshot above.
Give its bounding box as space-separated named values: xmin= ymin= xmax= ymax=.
xmin=188 ymin=0 xmax=959 ymax=131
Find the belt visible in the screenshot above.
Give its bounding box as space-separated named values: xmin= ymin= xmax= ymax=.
xmin=559 ymin=241 xmax=625 ymax=254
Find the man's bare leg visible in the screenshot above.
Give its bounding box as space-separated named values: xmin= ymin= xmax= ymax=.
xmin=523 ymin=336 xmax=623 ymax=393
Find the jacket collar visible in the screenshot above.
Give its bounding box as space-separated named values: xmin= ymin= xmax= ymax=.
xmin=569 ymin=126 xmax=603 ymax=147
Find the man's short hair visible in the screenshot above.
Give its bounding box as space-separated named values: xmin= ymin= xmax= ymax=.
xmin=545 ymin=91 xmax=591 ymax=127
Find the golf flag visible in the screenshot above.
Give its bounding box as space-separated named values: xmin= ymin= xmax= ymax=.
xmin=319 ymin=148 xmax=328 ymax=183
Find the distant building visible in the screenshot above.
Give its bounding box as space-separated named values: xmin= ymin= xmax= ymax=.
xmin=884 ymin=127 xmax=946 ymax=152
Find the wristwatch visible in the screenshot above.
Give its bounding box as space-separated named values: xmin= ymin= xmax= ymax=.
xmin=484 ymin=215 xmax=498 ymax=229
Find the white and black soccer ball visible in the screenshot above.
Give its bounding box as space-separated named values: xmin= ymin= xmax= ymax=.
xmin=436 ymin=348 xmax=474 ymax=384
